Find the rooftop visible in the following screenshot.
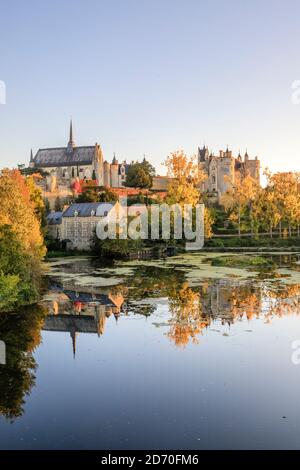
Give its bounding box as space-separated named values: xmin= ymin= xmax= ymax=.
xmin=62 ymin=202 xmax=116 ymax=217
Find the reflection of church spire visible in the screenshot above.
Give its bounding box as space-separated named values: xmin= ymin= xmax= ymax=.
xmin=114 ymin=312 xmax=120 ymax=323
xmin=70 ymin=327 xmax=77 ymax=358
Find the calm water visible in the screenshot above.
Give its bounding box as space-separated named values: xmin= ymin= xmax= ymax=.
xmin=1 ymin=252 xmax=300 ymax=449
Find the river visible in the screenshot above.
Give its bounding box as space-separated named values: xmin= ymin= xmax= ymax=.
xmin=1 ymin=252 xmax=300 ymax=449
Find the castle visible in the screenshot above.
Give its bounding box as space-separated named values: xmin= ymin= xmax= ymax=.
xmin=198 ymin=146 xmax=260 ymax=198
xmin=29 ymin=120 xmax=130 ymax=188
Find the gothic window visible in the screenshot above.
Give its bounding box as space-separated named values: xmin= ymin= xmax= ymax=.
xmin=212 ymin=175 xmax=216 ymax=183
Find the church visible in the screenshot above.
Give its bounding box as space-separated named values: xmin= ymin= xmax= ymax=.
xmin=29 ymin=120 xmax=130 ymax=188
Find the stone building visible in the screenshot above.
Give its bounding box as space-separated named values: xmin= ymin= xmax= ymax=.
xmin=30 ymin=121 xmax=131 ymax=190
xmin=60 ymin=201 xmax=119 ymax=251
xmin=46 ymin=211 xmax=63 ymax=240
xmin=198 ymin=146 xmax=260 ymax=199
xmin=151 ymin=175 xmax=173 ymax=192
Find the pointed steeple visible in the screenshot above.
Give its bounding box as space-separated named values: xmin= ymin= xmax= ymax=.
xmin=30 ymin=149 xmax=34 ymax=162
xmin=67 ymin=119 xmax=75 ymax=153
xmin=70 ymin=328 xmax=77 ymax=359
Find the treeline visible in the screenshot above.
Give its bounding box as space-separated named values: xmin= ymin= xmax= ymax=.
xmin=0 ymin=170 xmax=45 ymax=312
xmin=221 ymin=170 xmax=300 ymax=238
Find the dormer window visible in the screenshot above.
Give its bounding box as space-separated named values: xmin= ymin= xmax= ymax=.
xmin=74 ymin=210 xmax=78 ymax=217
xmin=91 ymin=210 xmax=95 ymax=216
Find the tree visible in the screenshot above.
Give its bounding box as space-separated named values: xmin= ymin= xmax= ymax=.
xmin=0 ymin=169 xmax=44 ymax=256
xmin=54 ymin=196 xmax=63 ymax=212
xmin=25 ymin=176 xmax=45 ymax=224
xmin=221 ymin=174 xmax=259 ymax=237
xmin=164 ymin=150 xmax=206 ymax=207
xmin=76 ymin=185 xmax=117 ymax=203
xmin=264 ymin=170 xmax=300 ymax=238
xmin=0 ymin=225 xmax=42 ymax=310
xmin=125 ymin=159 xmax=155 ymax=189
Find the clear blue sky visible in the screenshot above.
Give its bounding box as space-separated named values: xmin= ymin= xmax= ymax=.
xmin=1 ymin=0 xmax=300 ymax=175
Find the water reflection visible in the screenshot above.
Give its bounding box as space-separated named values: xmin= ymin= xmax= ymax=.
xmin=1 ymin=257 xmax=300 ymax=423
xmin=42 ymin=261 xmax=300 ymax=350
xmin=0 ymin=305 xmax=46 ymax=420
xmin=42 ymin=281 xmax=126 ymax=356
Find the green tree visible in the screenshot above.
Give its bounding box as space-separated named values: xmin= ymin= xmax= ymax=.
xmin=125 ymin=160 xmax=155 ymax=189
xmin=0 ymin=225 xmax=42 ymax=311
xmin=76 ymin=186 xmax=117 ymax=203
xmin=54 ymin=196 xmax=63 ymax=212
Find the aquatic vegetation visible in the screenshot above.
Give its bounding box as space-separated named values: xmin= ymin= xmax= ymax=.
xmin=211 ymin=255 xmax=274 ymax=268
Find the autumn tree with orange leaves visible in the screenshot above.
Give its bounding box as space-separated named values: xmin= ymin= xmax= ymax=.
xmin=164 ymin=150 xmax=214 ymax=238
xmin=0 ymin=169 xmax=45 ymax=311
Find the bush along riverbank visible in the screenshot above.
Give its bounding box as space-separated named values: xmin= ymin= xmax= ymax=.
xmin=204 ymin=236 xmax=300 ymax=251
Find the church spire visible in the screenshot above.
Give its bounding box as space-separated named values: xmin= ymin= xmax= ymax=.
xmin=30 ymin=148 xmax=34 ymax=162
xmin=67 ymin=119 xmax=75 ymax=153
xmin=70 ymin=328 xmax=77 ymax=359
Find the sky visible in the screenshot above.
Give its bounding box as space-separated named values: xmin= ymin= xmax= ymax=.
xmin=1 ymin=0 xmax=300 ymax=175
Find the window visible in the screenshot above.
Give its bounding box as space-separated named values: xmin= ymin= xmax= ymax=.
xmin=212 ymin=175 xmax=216 ymax=183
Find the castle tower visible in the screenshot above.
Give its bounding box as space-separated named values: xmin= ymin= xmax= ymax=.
xmin=103 ymin=160 xmax=111 ymax=186
xmin=93 ymin=143 xmax=104 ymax=185
xmin=198 ymin=145 xmax=209 ymax=163
xmin=110 ymin=153 xmax=119 ymax=187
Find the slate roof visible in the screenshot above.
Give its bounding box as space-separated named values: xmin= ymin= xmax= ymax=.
xmin=62 ymin=202 xmax=115 ymax=218
xmin=47 ymin=211 xmax=63 ymax=225
xmin=33 ymin=146 xmax=95 ymax=168
xmin=64 ymin=291 xmax=117 ymax=305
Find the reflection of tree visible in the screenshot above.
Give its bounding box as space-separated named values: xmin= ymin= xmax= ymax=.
xmin=0 ymin=304 xmax=46 ymax=420
xmin=126 ymin=267 xmax=300 ymax=346
xmin=264 ymin=283 xmax=300 ymax=322
xmin=126 ymin=266 xmax=185 ymax=317
xmin=167 ymin=282 xmax=207 ymax=347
